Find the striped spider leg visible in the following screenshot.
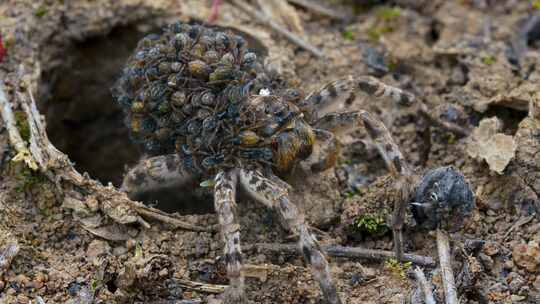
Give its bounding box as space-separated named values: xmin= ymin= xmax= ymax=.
xmin=214 ymin=170 xmax=246 ymax=303
xmin=121 ymin=154 xmax=198 ymax=197
xmin=300 ymin=76 xmax=418 ymax=262
xmin=239 ymin=169 xmax=342 ymax=304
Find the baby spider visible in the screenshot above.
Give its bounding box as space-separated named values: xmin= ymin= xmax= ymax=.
xmin=113 ymin=22 xmax=473 ymax=304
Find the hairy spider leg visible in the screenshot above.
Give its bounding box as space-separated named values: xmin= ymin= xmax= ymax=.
xmin=121 ymin=154 xmax=197 ymax=197
xmin=302 ymin=75 xmax=468 ymax=136
xmin=239 ymin=169 xmax=342 ymax=304
xmin=314 ymin=110 xmax=417 ymax=262
xmin=214 ymin=170 xmax=246 ymax=303
xmin=299 ymin=75 xmax=415 ymax=122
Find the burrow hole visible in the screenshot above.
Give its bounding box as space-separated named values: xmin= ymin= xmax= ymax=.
xmin=38 ymin=24 xmax=207 ymax=214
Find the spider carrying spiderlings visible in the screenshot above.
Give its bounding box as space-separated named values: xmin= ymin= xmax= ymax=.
xmin=112 ymin=22 xmax=474 ymax=304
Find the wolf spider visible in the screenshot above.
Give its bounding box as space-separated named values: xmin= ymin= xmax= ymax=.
xmin=115 ymin=23 xmax=473 ymax=304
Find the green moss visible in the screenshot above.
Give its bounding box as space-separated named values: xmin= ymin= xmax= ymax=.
xmin=337 ymin=157 xmax=352 ymax=166
xmin=533 ymin=0 xmax=540 ymax=9
xmin=481 ymin=55 xmax=496 ymax=65
xmin=387 ymin=59 xmax=398 ymax=72
xmin=15 ymin=166 xmax=47 ymax=193
xmin=447 ymin=132 xmax=456 ymax=144
xmin=366 ymin=6 xmax=401 ymax=42
xmin=14 ymin=111 xmax=30 ymax=141
xmin=385 ymin=258 xmax=412 ymax=279
xmin=342 ymin=29 xmax=356 ymax=41
xmin=345 ymin=191 xmax=356 ymax=198
xmin=367 ymin=24 xmax=394 ymax=42
xmin=354 ymin=215 xmax=389 ymax=235
xmin=375 ymin=7 xmax=401 ymax=22
xmin=35 ymin=5 xmax=48 ymax=17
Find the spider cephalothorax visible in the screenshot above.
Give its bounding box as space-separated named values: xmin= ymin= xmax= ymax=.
xmin=114 ymin=22 xmax=472 ymax=304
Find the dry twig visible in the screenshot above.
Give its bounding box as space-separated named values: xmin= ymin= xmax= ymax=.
xmin=0 ymin=86 xmax=37 ymax=170
xmin=412 ymin=266 xmax=436 ymax=304
xmin=437 ymin=229 xmax=458 ymax=304
xmin=257 ymin=0 xmax=304 ymax=34
xmin=504 ymin=215 xmax=534 ymax=240
xmin=176 ymin=278 xmax=227 ymax=294
xmin=230 ymin=0 xmax=324 ymax=58
xmin=245 ymin=243 xmax=436 ymax=266
xmin=287 ymin=0 xmax=348 ymax=20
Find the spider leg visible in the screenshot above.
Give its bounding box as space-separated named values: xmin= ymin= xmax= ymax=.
xmin=315 ymin=110 xmax=417 ymax=262
xmin=315 ymin=110 xmax=412 ymax=177
xmin=302 ymin=75 xmax=468 ymax=136
xmin=239 ymin=169 xmax=342 ymax=304
xmin=214 ymin=170 xmax=246 ymax=303
xmin=121 ymin=154 xmax=197 ymax=197
xmin=305 ymin=128 xmax=340 ymax=173
xmin=299 ymin=75 xmax=415 ymax=122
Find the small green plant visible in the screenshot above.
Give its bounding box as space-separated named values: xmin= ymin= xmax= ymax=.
xmin=345 ymin=191 xmax=356 ymax=198
xmin=384 ymin=258 xmax=412 ymax=279
xmin=14 ymin=111 xmax=30 ymax=141
xmin=90 ymin=279 xmax=100 ymax=292
xmin=355 ymin=215 xmax=389 ymax=235
xmin=533 ymin=0 xmax=540 ymax=9
xmin=337 ymin=157 xmax=352 ymax=166
xmin=375 ymin=7 xmax=401 ymax=21
xmin=367 ymin=6 xmax=401 ymax=42
xmin=481 ymin=55 xmax=496 ymax=65
xmin=35 ymin=5 xmax=48 ymax=17
xmin=367 ymin=25 xmax=393 ymax=42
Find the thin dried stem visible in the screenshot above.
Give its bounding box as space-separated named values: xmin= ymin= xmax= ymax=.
xmin=287 ymin=0 xmax=348 ymax=19
xmin=0 ymin=84 xmax=38 ymax=170
xmin=437 ymin=229 xmax=458 ymax=304
xmin=412 ymin=266 xmax=436 ymax=304
xmin=133 ymin=205 xmax=214 ymax=232
xmin=230 ymin=0 xmax=324 ymax=58
xmin=245 ymin=243 xmax=436 ymax=266
xmin=175 ymin=278 xmax=227 ymax=294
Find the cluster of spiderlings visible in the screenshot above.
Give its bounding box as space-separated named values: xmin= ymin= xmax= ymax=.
xmin=112 ymin=23 xmax=294 ymax=176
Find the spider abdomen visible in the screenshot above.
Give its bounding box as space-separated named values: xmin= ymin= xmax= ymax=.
xmin=112 ymin=22 xmax=311 ymax=176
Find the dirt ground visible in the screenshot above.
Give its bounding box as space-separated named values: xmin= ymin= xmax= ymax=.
xmin=1 ymin=0 xmax=540 ymax=303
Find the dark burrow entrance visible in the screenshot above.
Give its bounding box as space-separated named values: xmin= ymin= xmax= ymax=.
xmin=38 ymin=24 xmax=213 ymax=214
xmin=38 ymin=22 xmax=269 ymax=215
